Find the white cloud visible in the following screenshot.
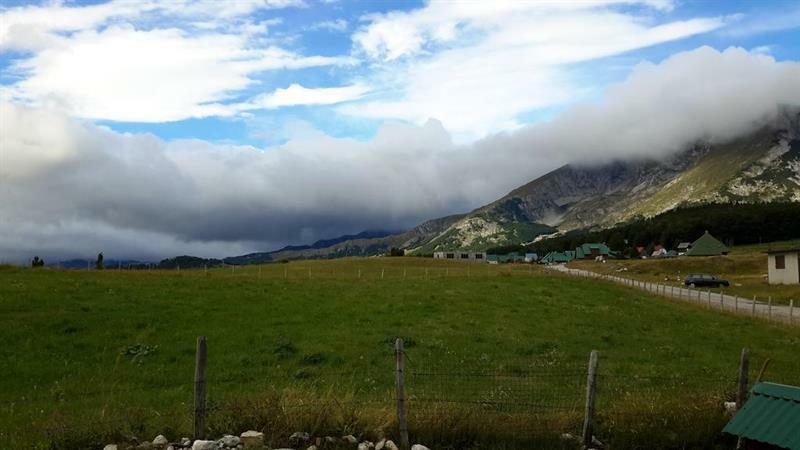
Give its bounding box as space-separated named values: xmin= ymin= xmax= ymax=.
xmin=346 ymin=0 xmax=724 ymax=139
xmin=2 ymin=46 xmax=798 ymax=262
xmin=0 ymin=0 xmax=304 ymax=52
xmin=308 ymin=19 xmax=348 ymax=32
xmin=5 ymin=25 xmax=352 ymax=122
xmin=247 ymin=83 xmax=370 ymax=109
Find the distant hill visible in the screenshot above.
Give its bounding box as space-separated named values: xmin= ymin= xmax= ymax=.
xmin=222 ymin=230 xmax=396 ymax=264
xmin=55 ymin=259 xmax=151 ymax=269
xmin=158 ymin=255 xmax=223 ymax=269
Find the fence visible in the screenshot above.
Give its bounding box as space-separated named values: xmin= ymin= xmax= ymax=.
xmin=551 ymin=265 xmax=797 ymax=326
xmin=7 ymin=332 xmax=793 ymax=450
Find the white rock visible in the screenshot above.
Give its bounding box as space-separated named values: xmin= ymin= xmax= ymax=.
xmin=192 ymin=440 xmax=218 ymax=450
xmin=153 ymin=435 xmax=169 ymax=447
xmin=358 ymin=441 xmax=374 ymax=450
xmin=411 ymin=445 xmax=430 ymax=450
xmin=384 ymin=441 xmax=399 ymax=450
xmin=307 ymin=446 xmax=318 ymax=450
xmin=290 ymin=431 xmax=311 ymax=446
xmin=220 ymin=435 xmax=240 ymax=447
xmin=103 ymin=446 xmax=118 ymax=450
xmin=166 ymin=446 xmax=174 ymax=450
xmin=724 ymin=401 xmax=737 ymax=413
xmin=375 ymin=439 xmax=386 ymax=450
xmin=240 ymin=430 xmax=264 ymax=448
xmin=342 ymin=435 xmax=358 ymax=445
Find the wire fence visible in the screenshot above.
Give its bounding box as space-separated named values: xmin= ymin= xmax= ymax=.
xmin=2 ymin=341 xmax=792 ymax=449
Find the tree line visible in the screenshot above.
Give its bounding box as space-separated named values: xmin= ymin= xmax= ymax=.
xmin=526 ymin=202 xmax=800 ymax=256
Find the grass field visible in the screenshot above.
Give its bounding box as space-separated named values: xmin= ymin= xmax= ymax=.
xmin=569 ymin=240 xmax=800 ymax=305
xmin=2 ymin=258 xmax=799 ymax=449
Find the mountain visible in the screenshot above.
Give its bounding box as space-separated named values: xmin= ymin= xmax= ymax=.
xmin=223 ymin=230 xmax=396 ymax=264
xmin=407 ymin=108 xmax=800 ymax=252
xmin=217 ymin=108 xmax=800 ymax=262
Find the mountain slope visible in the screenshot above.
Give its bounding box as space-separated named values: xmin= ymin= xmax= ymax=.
xmin=407 ymin=109 xmax=800 ymax=253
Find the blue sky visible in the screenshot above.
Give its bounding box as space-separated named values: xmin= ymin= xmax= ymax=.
xmin=2 ymin=0 xmax=799 ymax=147
xmin=1 ymin=0 xmax=800 ymax=261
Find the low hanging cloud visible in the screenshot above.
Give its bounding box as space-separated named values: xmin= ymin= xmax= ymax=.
xmin=1 ymin=46 xmax=799 ymax=263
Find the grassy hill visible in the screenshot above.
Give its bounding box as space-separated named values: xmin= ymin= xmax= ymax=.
xmin=1 ymin=259 xmax=799 ymax=449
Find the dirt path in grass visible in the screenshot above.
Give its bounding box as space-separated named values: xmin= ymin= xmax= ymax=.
xmin=547 ymin=265 xmax=798 ymax=327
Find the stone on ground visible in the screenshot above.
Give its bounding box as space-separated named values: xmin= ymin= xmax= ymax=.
xmin=240 ymin=430 xmax=264 ymax=448
xmin=192 ymin=440 xmax=218 ymax=450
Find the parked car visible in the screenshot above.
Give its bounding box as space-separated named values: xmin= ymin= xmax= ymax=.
xmin=684 ymin=273 xmax=730 ymax=288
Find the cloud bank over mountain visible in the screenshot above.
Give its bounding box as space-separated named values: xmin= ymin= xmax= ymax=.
xmin=2 ymin=46 xmax=799 ymax=262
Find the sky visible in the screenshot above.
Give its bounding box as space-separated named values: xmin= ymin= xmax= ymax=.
xmin=1 ymin=0 xmax=800 ymax=263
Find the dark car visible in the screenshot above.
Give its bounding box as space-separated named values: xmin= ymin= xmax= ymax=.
xmin=684 ymin=273 xmax=730 ymax=288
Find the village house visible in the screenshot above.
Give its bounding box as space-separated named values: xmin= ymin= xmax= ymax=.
xmin=433 ymin=251 xmax=486 ymax=262
xmin=766 ymin=248 xmax=800 ymax=285
xmin=685 ymin=231 xmax=730 ymax=256
xmin=575 ymin=243 xmax=611 ymax=260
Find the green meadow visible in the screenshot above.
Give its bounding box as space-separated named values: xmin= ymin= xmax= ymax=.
xmin=1 ymin=258 xmax=799 ymax=449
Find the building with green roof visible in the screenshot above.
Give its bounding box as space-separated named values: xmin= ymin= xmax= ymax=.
xmin=575 ymin=243 xmax=611 ymax=260
xmin=723 ymin=382 xmax=800 ymax=449
xmin=686 ymin=230 xmax=730 ymax=256
xmin=540 ymin=251 xmax=574 ymax=264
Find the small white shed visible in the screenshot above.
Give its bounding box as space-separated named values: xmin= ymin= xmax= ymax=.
xmin=766 ymin=248 xmax=800 ymax=285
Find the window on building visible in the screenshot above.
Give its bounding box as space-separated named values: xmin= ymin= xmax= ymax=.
xmin=446 ymin=253 xmax=454 ymax=259
xmin=461 ymin=253 xmax=469 ymax=259
xmin=475 ymin=254 xmax=483 ymax=259
xmin=775 ymin=255 xmax=785 ymax=269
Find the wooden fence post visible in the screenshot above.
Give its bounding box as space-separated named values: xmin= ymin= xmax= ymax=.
xmin=381 ymin=268 xmax=385 ymax=280
xmin=736 ymin=348 xmax=749 ymax=410
xmin=194 ymin=336 xmax=208 ymax=440
xmin=395 ymin=338 xmax=409 ymax=450
xmin=735 ymin=296 xmax=738 ymax=313
xmin=752 ymin=296 xmax=757 ymax=317
xmin=581 ymin=350 xmax=599 ymax=448
xmin=768 ymin=297 xmax=772 ymax=321
xmin=790 ymin=300 xmax=794 ymax=324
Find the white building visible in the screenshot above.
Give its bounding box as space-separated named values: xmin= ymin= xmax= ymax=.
xmin=766 ymin=248 xmax=800 ymax=285
xmin=433 ymin=251 xmax=486 ymax=262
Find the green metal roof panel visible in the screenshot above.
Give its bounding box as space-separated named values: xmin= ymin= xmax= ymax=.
xmin=686 ymin=231 xmax=730 ymax=256
xmin=723 ymin=382 xmax=800 ymax=449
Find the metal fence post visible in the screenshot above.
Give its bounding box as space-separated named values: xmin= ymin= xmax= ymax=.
xmin=194 ymin=336 xmax=208 ymax=440
xmin=581 ymin=350 xmax=599 ymax=448
xmin=395 ymin=338 xmax=409 ymax=450
xmin=752 ymin=296 xmax=757 ymax=317
xmin=790 ymin=300 xmax=794 ymax=324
